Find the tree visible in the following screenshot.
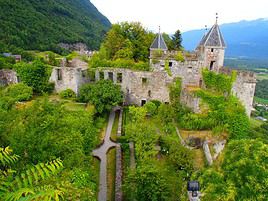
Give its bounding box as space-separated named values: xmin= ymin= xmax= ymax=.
xmin=101 ymin=22 xmax=155 ymax=62
xmin=199 ymin=139 xmax=268 ymax=201
xmin=3 ymin=83 xmax=33 ymax=101
xmin=171 ymin=29 xmax=183 ymax=50
xmin=79 ymin=80 xmax=123 ymax=113
xmin=14 ymin=59 xmax=53 ymax=94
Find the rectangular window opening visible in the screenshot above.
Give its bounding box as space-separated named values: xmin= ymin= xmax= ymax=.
xmin=117 ymin=73 xmax=122 ymax=83
xmin=142 ymin=77 xmax=147 ymax=85
xmin=108 ymin=72 xmax=113 ymax=81
xmin=99 ymin=72 xmax=104 ymax=80
xmin=209 ymin=61 xmax=215 ymax=71
xmin=57 ymin=69 xmax=62 ymax=81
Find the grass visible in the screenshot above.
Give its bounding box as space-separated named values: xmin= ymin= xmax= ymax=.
xmin=193 ymin=149 xmax=205 ymax=169
xmin=250 ymin=118 xmax=263 ymax=128
xmin=180 ymin=130 xmax=227 ymax=143
xmin=254 ymin=97 xmax=268 ymax=105
xmin=257 ymin=73 xmax=268 ymax=80
xmin=63 ymin=102 xmax=86 ymax=111
xmin=107 ymin=148 xmax=116 ymax=201
xmin=111 ymin=110 xmax=120 ymax=141
xmin=92 ymin=157 xmax=100 ymax=198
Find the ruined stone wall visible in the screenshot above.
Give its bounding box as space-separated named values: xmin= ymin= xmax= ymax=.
xmin=0 ymin=69 xmax=18 ymax=86
xmin=180 ymin=89 xmax=200 ymax=113
xmin=151 ymin=59 xmax=203 ymax=87
xmin=49 ymin=67 xmax=90 ymax=94
xmin=95 ymin=68 xmax=172 ymax=106
xmin=232 ymin=71 xmax=256 ymax=116
xmin=203 ymin=47 xmax=225 ymax=72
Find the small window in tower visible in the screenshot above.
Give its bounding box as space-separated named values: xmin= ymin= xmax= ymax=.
xmin=142 ymin=77 xmax=147 ymax=85
xmin=169 ymin=62 xmax=173 ymax=67
xmin=209 ymin=61 xmax=215 ymax=71
xmin=57 ymin=69 xmax=62 ymax=80
xmin=148 ymin=90 xmax=151 ymax=97
xmin=211 ymin=48 xmax=214 ymax=52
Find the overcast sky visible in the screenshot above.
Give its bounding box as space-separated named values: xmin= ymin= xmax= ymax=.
xmin=91 ymin=0 xmax=268 ymax=33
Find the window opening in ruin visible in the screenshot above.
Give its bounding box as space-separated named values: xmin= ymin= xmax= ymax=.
xmin=148 ymin=90 xmax=151 ymax=97
xmin=199 ymin=79 xmax=203 ymax=87
xmin=57 ymin=69 xmax=62 ymax=80
xmin=17 ymin=76 xmax=21 ymax=83
xmin=99 ymin=72 xmax=104 ymax=80
xmin=117 ymin=73 xmax=122 ymax=83
xmin=209 ymin=61 xmax=215 ymax=71
xmin=211 ymin=48 xmax=214 ymax=52
xmin=169 ymin=62 xmax=173 ymax=67
xmin=142 ymin=77 xmax=147 ymax=85
xmin=108 ymin=72 xmax=113 ymax=81
xmin=141 ymin=99 xmax=147 ymax=106
xmin=88 ymin=70 xmax=95 ymax=82
xmin=164 ymin=102 xmax=169 ymax=105
xmin=82 ymin=70 xmax=87 ymax=78
xmin=188 ymin=66 xmax=193 ymax=69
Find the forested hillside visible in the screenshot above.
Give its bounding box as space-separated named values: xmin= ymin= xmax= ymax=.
xmin=0 ymin=0 xmax=111 ymax=53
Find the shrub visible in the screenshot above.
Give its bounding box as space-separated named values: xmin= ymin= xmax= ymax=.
xmin=175 ymin=51 xmax=185 ymax=62
xmin=14 ymin=59 xmax=53 ymax=94
xmin=143 ymin=101 xmax=157 ymax=116
xmin=4 ymin=83 xmax=33 ymax=101
xmin=0 ymin=96 xmax=16 ymax=110
xmin=78 ymin=80 xmax=123 ymax=113
xmin=59 ymin=89 xmax=76 ymax=99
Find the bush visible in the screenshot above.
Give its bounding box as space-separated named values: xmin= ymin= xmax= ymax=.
xmin=78 ymin=80 xmax=123 ymax=113
xmin=14 ymin=59 xmax=53 ymax=94
xmin=0 ymin=96 xmax=16 ymax=110
xmin=59 ymin=89 xmax=76 ymax=99
xmin=143 ymin=101 xmax=157 ymax=115
xmin=4 ymin=83 xmax=33 ymax=101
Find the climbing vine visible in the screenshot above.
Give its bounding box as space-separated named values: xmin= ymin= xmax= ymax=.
xmin=202 ymin=69 xmax=237 ymax=95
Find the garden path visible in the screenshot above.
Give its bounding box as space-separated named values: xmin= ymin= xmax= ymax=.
xmin=92 ymin=109 xmax=117 ymax=201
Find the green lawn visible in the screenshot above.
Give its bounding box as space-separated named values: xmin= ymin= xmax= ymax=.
xmin=257 ymin=73 xmax=268 ymax=80
xmin=254 ymin=97 xmax=268 ymax=105
xmin=111 ymin=110 xmax=120 ymax=141
xmin=107 ymin=148 xmax=116 ymax=201
xmin=250 ymin=118 xmax=263 ymax=128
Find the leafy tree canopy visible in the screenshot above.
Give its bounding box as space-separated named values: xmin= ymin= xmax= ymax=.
xmin=78 ymin=79 xmax=123 ymax=113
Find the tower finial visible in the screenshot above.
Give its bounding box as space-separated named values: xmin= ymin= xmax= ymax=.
xmin=216 ymin=13 xmax=219 ymax=24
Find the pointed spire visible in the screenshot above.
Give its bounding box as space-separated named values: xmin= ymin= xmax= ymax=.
xmin=198 ymin=16 xmax=226 ymax=48
xmin=150 ymin=27 xmax=168 ymax=50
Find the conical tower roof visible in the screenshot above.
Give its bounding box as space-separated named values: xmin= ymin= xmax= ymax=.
xmin=198 ymin=23 xmax=226 ymax=48
xmin=150 ymin=32 xmax=168 ymax=50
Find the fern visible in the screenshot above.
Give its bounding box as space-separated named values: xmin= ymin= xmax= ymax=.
xmin=0 ymin=147 xmax=19 ymax=166
xmin=12 ymin=159 xmax=63 ymax=191
xmin=1 ymin=159 xmax=64 ymax=201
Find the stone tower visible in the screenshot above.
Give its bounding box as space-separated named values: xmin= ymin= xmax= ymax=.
xmin=196 ymin=20 xmax=226 ymax=72
xmin=149 ymin=28 xmax=168 ymax=59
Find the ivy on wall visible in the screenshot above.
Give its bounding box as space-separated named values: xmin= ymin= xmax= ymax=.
xmin=202 ymin=69 xmax=237 ymax=95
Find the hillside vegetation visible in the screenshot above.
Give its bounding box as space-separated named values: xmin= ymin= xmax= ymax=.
xmin=0 ymin=0 xmax=111 ymax=53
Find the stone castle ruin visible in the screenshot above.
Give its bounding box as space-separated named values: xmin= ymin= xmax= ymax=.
xmin=49 ymin=21 xmax=256 ymax=116
xmin=0 ymin=21 xmax=256 ymax=116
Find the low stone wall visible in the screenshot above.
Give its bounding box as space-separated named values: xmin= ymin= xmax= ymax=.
xmin=0 ymin=69 xmax=18 ymax=86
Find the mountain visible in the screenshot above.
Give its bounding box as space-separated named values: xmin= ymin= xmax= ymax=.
xmin=182 ymin=18 xmax=268 ymax=59
xmin=0 ymin=0 xmax=111 ymax=52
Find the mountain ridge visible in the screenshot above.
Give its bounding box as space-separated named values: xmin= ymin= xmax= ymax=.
xmin=0 ymin=0 xmax=111 ymax=53
xmin=182 ymin=18 xmax=268 ymax=59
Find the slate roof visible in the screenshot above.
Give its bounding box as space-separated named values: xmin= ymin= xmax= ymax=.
xmin=150 ymin=33 xmax=168 ymax=50
xmin=199 ymin=23 xmax=226 ymax=48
